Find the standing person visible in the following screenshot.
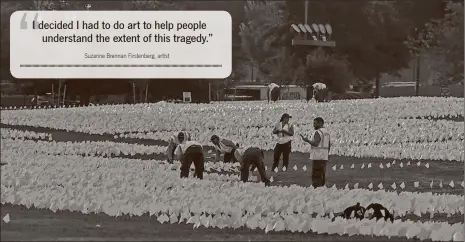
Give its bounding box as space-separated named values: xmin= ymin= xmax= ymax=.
xmin=272 ymin=113 xmax=294 ymax=171
xmin=175 ymin=140 xmax=204 ymax=179
xmin=166 ymin=131 xmax=191 ymax=163
xmin=300 ymin=117 xmax=331 ymax=188
xmin=267 ymin=83 xmax=281 ymax=103
xmin=306 ymin=85 xmax=313 ymax=103
xmin=210 ymin=135 xmax=239 ymax=163
xmin=234 ymin=146 xmax=271 ymax=186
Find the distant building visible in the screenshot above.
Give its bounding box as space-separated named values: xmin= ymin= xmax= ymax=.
xmin=227 ymin=84 xmax=307 ymax=101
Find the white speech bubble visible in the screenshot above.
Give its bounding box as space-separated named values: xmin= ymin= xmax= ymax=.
xmin=10 ymin=11 xmax=232 ymax=79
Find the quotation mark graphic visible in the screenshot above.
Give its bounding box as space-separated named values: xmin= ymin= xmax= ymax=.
xmin=20 ymin=13 xmax=27 ymax=29
xmin=20 ymin=13 xmax=39 ymax=30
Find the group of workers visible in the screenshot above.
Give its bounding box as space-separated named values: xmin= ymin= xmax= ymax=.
xmin=165 ymin=113 xmax=331 ymax=188
xmin=166 ymin=130 xmax=270 ymax=185
xmin=165 ymin=116 xmax=395 ymax=222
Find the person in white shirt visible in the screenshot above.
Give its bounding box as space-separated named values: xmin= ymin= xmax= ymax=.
xmin=234 ymin=146 xmax=270 ymax=186
xmin=272 ymin=113 xmax=294 ymax=171
xmin=166 ymin=131 xmax=191 ymax=163
xmin=174 ymin=140 xmax=204 ymax=179
xmin=300 ymin=117 xmax=331 ymax=187
xmin=210 ymin=135 xmax=239 ymax=163
xmin=267 ymin=83 xmax=280 ymax=103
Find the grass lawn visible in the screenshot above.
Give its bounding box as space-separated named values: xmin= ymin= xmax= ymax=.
xmin=1 ymin=125 xmax=463 ymax=241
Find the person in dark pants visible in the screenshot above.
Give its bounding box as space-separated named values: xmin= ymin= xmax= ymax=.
xmin=272 ymin=113 xmax=294 ymax=171
xmin=267 ymin=83 xmax=280 ymax=103
xmin=365 ymin=203 xmax=395 ymax=222
xmin=331 ymin=202 xmax=366 ymax=221
xmin=301 ymin=117 xmax=331 ymax=188
xmin=166 ymin=131 xmax=191 ymax=163
xmin=235 ymin=146 xmax=270 ymax=186
xmin=175 ymin=140 xmax=204 ymax=179
xmin=210 ymin=135 xmax=239 ymax=163
xmin=306 ymin=85 xmax=313 ymax=102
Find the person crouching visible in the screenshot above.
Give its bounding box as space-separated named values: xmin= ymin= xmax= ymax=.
xmin=175 ymin=140 xmax=204 ymax=179
xmin=365 ymin=203 xmax=395 ymax=222
xmin=235 ymin=146 xmax=271 ymax=186
xmin=166 ymin=131 xmax=191 ymax=163
xmin=210 ymin=135 xmax=239 ymax=163
xmin=333 ymin=202 xmax=366 ymax=221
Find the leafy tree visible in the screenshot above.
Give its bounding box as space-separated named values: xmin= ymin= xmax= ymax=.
xmin=241 ymin=1 xmax=354 ymax=92
xmin=239 ymin=1 xmax=290 ymax=82
xmin=268 ymin=0 xmax=452 ymax=96
xmin=303 ymin=48 xmax=353 ymax=94
xmin=408 ymin=2 xmax=464 ymax=85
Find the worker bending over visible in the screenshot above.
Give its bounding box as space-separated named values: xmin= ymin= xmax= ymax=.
xmin=166 ymin=131 xmax=191 ymax=163
xmin=175 ymin=140 xmax=204 ymax=179
xmin=210 ymin=135 xmax=239 ymax=163
xmin=234 ymin=146 xmax=271 ymax=186
xmin=365 ymin=203 xmax=395 ymax=222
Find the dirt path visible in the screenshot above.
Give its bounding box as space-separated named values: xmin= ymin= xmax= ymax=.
xmin=1 ymin=204 xmax=417 ymax=241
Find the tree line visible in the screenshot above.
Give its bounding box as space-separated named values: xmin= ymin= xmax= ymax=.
xmin=1 ymin=0 xmax=463 ymax=102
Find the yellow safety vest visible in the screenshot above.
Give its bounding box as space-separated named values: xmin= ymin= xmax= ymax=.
xmin=309 ymin=128 xmax=330 ymax=161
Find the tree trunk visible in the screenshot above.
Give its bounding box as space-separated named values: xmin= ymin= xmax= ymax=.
xmin=138 ymin=85 xmax=144 ymax=103
xmin=57 ymin=81 xmax=62 ymax=105
xmin=132 ymin=83 xmax=136 ymax=103
xmin=33 ymin=88 xmax=38 ymax=106
xmin=415 ymin=55 xmax=421 ymax=96
xmin=145 ymin=83 xmax=149 ymax=102
xmin=375 ymin=74 xmax=380 ymax=98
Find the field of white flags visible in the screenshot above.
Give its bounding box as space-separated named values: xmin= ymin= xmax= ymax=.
xmin=1 ymin=97 xmax=464 ymax=241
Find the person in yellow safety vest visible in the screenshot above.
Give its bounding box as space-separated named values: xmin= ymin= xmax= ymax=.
xmin=175 ymin=140 xmax=204 ymax=179
xmin=300 ymin=117 xmax=331 ymax=188
xmin=166 ymin=131 xmax=191 ymax=163
xmin=234 ymin=146 xmax=271 ymax=186
xmin=210 ymin=135 xmax=239 ymax=163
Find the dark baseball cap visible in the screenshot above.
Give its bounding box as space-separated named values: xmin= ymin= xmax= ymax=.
xmin=281 ymin=113 xmax=292 ymax=119
xmin=210 ymin=135 xmax=219 ymax=141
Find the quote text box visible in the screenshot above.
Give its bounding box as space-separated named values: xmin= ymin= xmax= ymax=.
xmin=10 ymin=11 xmax=232 ymax=79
